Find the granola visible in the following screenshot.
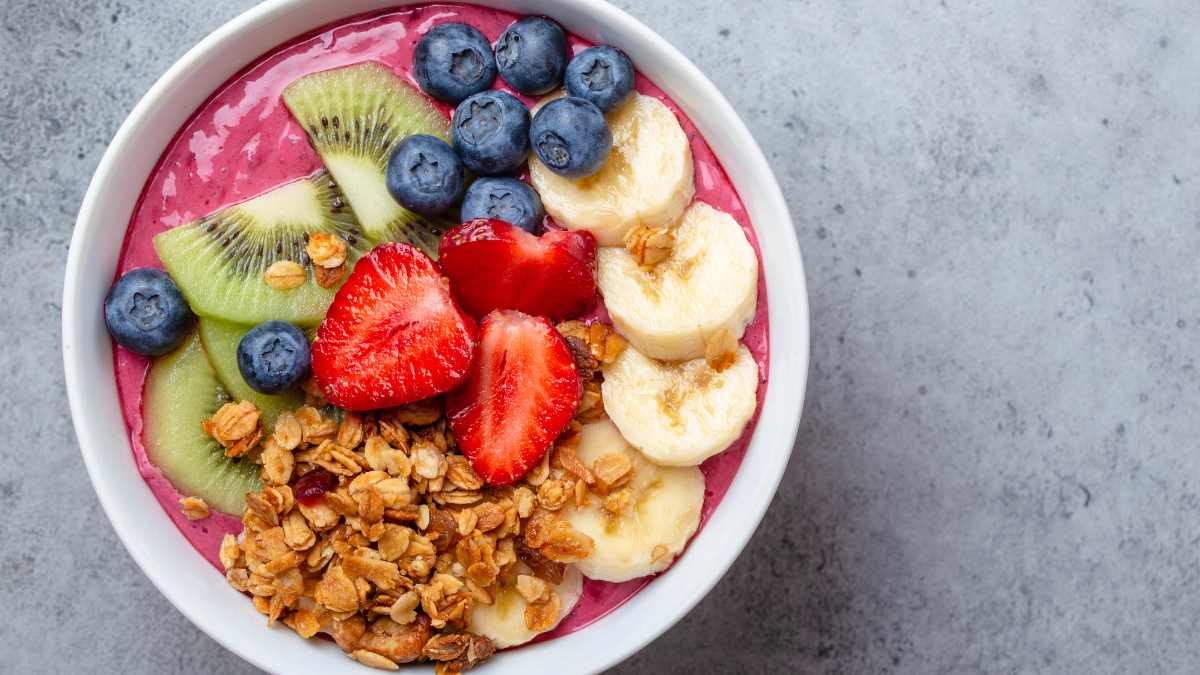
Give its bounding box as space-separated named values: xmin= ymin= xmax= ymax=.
xmin=179 ymin=495 xmax=210 ymax=520
xmin=264 ymin=260 xmax=307 ymax=290
xmin=556 ymin=320 xmax=626 ymax=366
xmin=314 ymin=262 xmax=347 ymax=289
xmin=623 ymin=224 xmax=675 ymax=267
xmin=556 ymin=321 xmax=625 ymax=427
xmin=305 ymin=232 xmax=349 ymax=289
xmin=704 ymin=328 xmax=739 ymax=372
xmin=307 ymin=232 xmax=348 ymax=269
xmin=202 ymin=400 xmax=264 ymax=458
xmin=221 ymin=400 xmax=597 ymax=671
xmin=302 ymin=376 xmax=329 ymax=408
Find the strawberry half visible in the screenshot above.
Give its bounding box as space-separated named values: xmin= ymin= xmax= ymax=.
xmin=446 ymin=310 xmax=582 ymax=485
xmin=437 ymin=219 xmax=596 ymax=322
xmin=311 ymin=242 xmax=478 ymax=411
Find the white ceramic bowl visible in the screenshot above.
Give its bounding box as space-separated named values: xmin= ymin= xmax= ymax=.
xmin=62 ymin=1 xmax=809 ymax=672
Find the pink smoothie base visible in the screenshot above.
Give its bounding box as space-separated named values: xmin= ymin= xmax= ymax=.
xmin=113 ymin=2 xmax=769 ymax=643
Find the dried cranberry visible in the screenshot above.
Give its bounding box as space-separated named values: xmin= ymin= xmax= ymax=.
xmin=294 ymin=469 xmax=336 ymax=506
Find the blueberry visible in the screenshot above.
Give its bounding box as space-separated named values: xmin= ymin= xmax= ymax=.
xmin=451 ymin=91 xmax=531 ymax=176
xmin=495 ymin=17 xmax=569 ymax=96
xmin=461 ymin=177 xmax=545 ymax=234
xmin=414 ymin=22 xmax=497 ymax=104
xmin=530 ymin=97 xmax=612 ymax=179
xmin=386 ymin=134 xmax=464 ymax=214
xmin=564 ymin=46 xmax=636 ymax=114
xmin=236 ymin=321 xmax=311 ymax=395
xmin=104 ymin=268 xmax=193 ymax=355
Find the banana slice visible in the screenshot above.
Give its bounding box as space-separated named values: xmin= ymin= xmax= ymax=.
xmin=561 ymin=419 xmax=705 ymax=582
xmin=529 ymin=93 xmax=695 ymax=246
xmin=468 ymin=563 xmax=582 ymax=649
xmin=596 ymin=200 xmax=758 ymax=362
xmin=601 ymin=344 xmax=758 ymax=466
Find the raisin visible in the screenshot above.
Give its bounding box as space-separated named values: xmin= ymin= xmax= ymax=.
xmin=425 ymin=508 xmax=462 ymax=552
xmin=514 ymin=537 xmax=565 ymax=584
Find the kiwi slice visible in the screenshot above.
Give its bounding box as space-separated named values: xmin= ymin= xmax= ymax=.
xmin=153 ymin=170 xmax=370 ymax=326
xmin=197 ymin=317 xmax=306 ymax=435
xmin=143 ymin=330 xmax=263 ymax=515
xmin=282 ymin=62 xmax=457 ymax=256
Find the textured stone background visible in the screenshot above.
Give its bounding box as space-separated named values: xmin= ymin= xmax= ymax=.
xmin=4 ymin=0 xmax=1200 ymax=673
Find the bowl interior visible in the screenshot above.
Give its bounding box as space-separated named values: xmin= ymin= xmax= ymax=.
xmin=62 ymin=0 xmax=809 ymax=673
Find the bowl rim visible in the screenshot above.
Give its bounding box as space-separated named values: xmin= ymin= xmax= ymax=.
xmin=62 ymin=0 xmax=810 ymax=672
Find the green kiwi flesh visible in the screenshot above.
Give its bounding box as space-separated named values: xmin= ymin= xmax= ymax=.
xmin=197 ymin=318 xmax=306 ymax=435
xmin=153 ymin=170 xmax=370 ymax=326
xmin=282 ymin=62 xmax=457 ymax=257
xmin=143 ymin=330 xmax=263 ymax=515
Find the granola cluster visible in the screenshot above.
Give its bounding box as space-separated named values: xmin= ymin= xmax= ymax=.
xmin=202 ymin=400 xmax=264 ymax=458
xmin=307 ymin=232 xmax=348 ymax=289
xmin=264 ymin=260 xmax=308 ymax=291
xmin=703 ymin=328 xmax=738 ymax=372
xmin=179 ymin=495 xmax=210 ymax=520
xmin=207 ymin=325 xmax=624 ymax=673
xmin=555 ymin=319 xmax=626 ymax=425
xmin=261 ymin=232 xmax=348 ymax=291
xmin=623 ymin=224 xmax=675 ymax=267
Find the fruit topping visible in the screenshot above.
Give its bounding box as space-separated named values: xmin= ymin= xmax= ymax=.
xmin=446 ymin=310 xmax=582 ymax=485
xmin=154 ymin=171 xmax=370 ymax=326
xmin=564 ymin=45 xmax=636 ymax=114
xmin=530 ymin=93 xmax=694 ymax=245
xmin=385 ymin=134 xmax=464 ymax=215
xmin=143 ymin=330 xmax=263 ymax=514
xmin=198 ymin=318 xmax=305 ymax=432
xmin=597 ymin=200 xmax=757 ymax=361
xmin=437 ymin=219 xmax=596 ymax=322
xmin=561 ymin=418 xmax=705 ymax=582
xmin=529 ymin=97 xmax=612 ymax=179
xmin=104 ymin=268 xmax=194 ymax=355
xmin=293 ymin=467 xmax=337 ymax=507
xmin=451 ymin=90 xmax=532 ymax=176
xmin=602 ymin=343 xmax=758 ymax=467
xmin=236 ymin=320 xmax=312 ymax=395
xmin=460 ymin=177 xmax=544 ymax=234
xmin=494 ymin=16 xmax=569 ymax=96
xmin=311 ymin=242 xmax=478 ymax=411
xmin=414 ymin=22 xmax=498 ymax=104
xmin=282 ymin=63 xmax=455 ymax=256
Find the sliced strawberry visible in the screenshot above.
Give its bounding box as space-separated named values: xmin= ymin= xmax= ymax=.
xmin=446 ymin=310 xmax=582 ymax=485
xmin=312 ymin=242 xmax=478 ymax=411
xmin=437 ymin=219 xmax=596 ymax=322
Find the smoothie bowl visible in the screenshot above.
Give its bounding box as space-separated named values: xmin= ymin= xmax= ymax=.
xmin=62 ymin=0 xmax=809 ymax=673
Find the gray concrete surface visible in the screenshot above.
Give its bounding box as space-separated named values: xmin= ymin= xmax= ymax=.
xmin=4 ymin=0 xmax=1199 ymax=672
